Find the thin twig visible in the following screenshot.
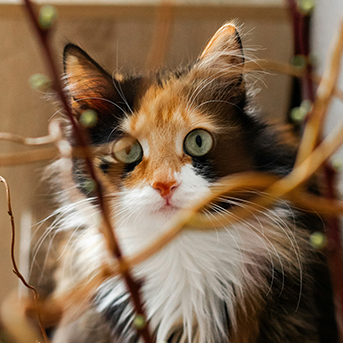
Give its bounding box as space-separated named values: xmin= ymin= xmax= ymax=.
xmin=0 ymin=119 xmax=63 ymax=146
xmin=0 ymin=132 xmax=56 ymax=146
xmin=285 ymin=0 xmax=314 ymax=101
xmin=245 ymin=59 xmax=304 ymax=77
xmin=0 ymin=147 xmax=59 ymax=167
xmin=245 ymin=59 xmax=343 ymax=102
xmin=0 ymin=140 xmax=135 ymax=167
xmin=0 ymin=176 xmax=49 ymax=343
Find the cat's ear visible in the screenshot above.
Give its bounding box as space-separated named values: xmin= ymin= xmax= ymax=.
xmin=63 ymin=44 xmax=142 ymax=144
xmin=63 ymin=44 xmax=117 ymax=116
xmin=198 ymin=23 xmax=244 ymax=74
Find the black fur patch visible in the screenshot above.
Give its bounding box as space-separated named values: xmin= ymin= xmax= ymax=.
xmin=100 ymin=294 xmax=139 ymax=343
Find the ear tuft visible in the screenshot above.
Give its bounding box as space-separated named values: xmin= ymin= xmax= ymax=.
xmin=198 ymin=22 xmax=244 ymax=72
xmin=63 ymin=44 xmax=113 ymax=103
xmin=63 ymin=43 xmax=106 ymax=77
xmin=62 ymin=45 xmax=145 ymax=145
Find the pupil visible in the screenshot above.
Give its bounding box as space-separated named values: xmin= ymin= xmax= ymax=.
xmin=125 ymin=146 xmax=132 ymax=155
xmin=195 ymin=135 xmax=202 ymax=147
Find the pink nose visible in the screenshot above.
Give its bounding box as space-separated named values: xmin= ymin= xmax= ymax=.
xmin=151 ymin=181 xmax=179 ymax=197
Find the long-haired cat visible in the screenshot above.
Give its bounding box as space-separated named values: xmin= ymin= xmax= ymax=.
xmin=43 ymin=23 xmax=338 ymax=343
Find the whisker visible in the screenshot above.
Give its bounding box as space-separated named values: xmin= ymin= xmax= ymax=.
xmin=218 ymin=193 xmax=303 ymax=304
xmin=190 ymin=99 xmax=245 ymax=117
xmin=186 ymin=69 xmax=231 ymax=111
xmin=111 ymin=70 xmax=134 ymax=115
xmin=208 ymin=201 xmax=284 ymax=296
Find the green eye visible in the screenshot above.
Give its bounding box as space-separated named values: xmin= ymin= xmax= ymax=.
xmin=112 ymin=137 xmax=143 ymax=164
xmin=184 ymin=129 xmax=213 ymax=157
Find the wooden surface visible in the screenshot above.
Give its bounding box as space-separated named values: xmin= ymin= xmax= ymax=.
xmin=1 ymin=0 xmax=285 ymax=5
xmin=1 ymin=0 xmax=288 ymax=20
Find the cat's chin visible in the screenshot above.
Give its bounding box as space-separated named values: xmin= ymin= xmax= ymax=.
xmin=154 ymin=204 xmax=180 ymax=216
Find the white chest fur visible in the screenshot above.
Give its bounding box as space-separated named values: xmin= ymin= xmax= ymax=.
xmin=95 ymin=210 xmax=288 ymax=343
xmin=56 ymin=165 xmax=297 ymax=343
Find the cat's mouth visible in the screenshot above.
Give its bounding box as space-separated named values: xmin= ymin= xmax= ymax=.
xmin=154 ymin=200 xmax=180 ymax=215
xmin=160 ymin=203 xmax=180 ymax=212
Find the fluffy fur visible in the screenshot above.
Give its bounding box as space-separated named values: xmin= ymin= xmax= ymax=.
xmin=39 ymin=23 xmax=338 ymax=343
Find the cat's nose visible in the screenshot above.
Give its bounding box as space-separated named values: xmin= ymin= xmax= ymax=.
xmin=151 ymin=180 xmax=179 ymax=197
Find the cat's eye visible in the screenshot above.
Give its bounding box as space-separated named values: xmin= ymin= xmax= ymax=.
xmin=184 ymin=129 xmax=213 ymax=157
xmin=112 ymin=137 xmax=143 ymax=164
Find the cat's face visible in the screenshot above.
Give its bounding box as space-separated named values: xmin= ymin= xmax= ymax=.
xmin=62 ymin=24 xmax=264 ymax=235
xmin=104 ymin=81 xmax=252 ymax=221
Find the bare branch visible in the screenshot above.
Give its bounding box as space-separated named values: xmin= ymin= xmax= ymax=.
xmin=0 ymin=176 xmax=49 ymax=343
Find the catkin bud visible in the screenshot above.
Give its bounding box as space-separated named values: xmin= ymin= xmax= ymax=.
xmin=290 ymin=100 xmax=312 ymax=123
xmin=290 ymin=55 xmax=306 ymax=70
xmin=83 ymin=179 xmax=96 ymax=193
xmin=29 ymin=73 xmax=52 ymax=92
xmin=310 ymin=232 xmax=327 ymax=250
xmin=297 ymin=0 xmax=316 ymax=15
xmin=39 ymin=5 xmax=58 ymax=30
xmin=80 ymin=109 xmax=98 ymax=128
xmin=133 ymin=314 xmax=146 ymax=329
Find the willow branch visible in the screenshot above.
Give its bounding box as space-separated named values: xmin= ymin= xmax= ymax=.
xmin=0 ymin=132 xmax=56 ymax=146
xmin=0 ymin=119 xmax=63 ymax=147
xmin=245 ymin=60 xmax=343 ymax=103
xmin=285 ymin=0 xmax=314 ymax=101
xmin=0 ymin=176 xmax=49 ymax=343
xmin=244 ymin=59 xmax=304 ymax=77
xmin=0 ymin=147 xmax=58 ymax=167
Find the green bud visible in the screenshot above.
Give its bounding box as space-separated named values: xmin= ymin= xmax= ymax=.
xmin=310 ymin=232 xmax=327 ymax=250
xmin=80 ymin=110 xmax=98 ymax=128
xmin=290 ymin=55 xmax=306 ymax=70
xmin=29 ymin=73 xmax=52 ymax=92
xmin=83 ymin=179 xmax=96 ymax=193
xmin=290 ymin=100 xmax=312 ymax=123
xmin=297 ymin=0 xmax=316 ymax=15
xmin=133 ymin=314 xmax=146 ymax=329
xmin=290 ymin=107 xmax=306 ymax=123
xmin=39 ymin=5 xmax=57 ymax=30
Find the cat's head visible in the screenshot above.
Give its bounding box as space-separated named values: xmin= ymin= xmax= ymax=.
xmin=61 ymin=23 xmax=292 ymax=231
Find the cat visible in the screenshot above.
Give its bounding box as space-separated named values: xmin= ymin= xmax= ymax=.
xmin=43 ymin=22 xmax=338 ymax=343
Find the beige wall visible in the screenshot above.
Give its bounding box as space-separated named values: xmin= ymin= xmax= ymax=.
xmin=312 ymin=0 xmax=343 ymax=185
xmin=0 ymin=4 xmax=292 ymax=305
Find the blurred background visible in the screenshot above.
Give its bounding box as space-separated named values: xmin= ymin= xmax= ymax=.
xmin=0 ymin=0 xmax=342 ymax=338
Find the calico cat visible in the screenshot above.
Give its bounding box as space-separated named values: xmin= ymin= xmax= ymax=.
xmin=46 ymin=23 xmax=338 ymax=343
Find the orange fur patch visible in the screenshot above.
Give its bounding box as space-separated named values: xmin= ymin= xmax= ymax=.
xmin=118 ymin=81 xmax=217 ymax=189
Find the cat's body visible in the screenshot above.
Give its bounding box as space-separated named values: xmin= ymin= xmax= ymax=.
xmin=43 ymin=23 xmax=338 ymax=343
